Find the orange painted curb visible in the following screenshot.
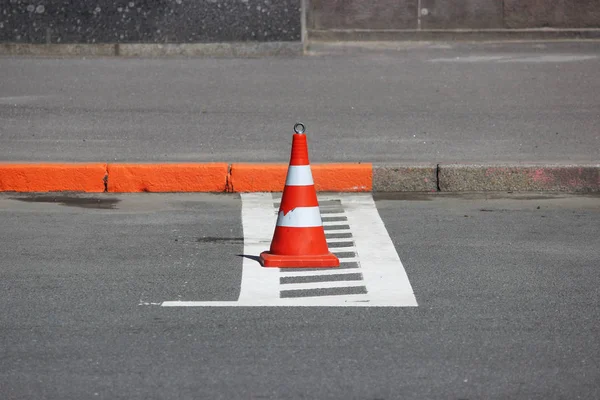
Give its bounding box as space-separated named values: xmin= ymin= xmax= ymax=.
xmin=107 ymin=163 xmax=229 ymax=192
xmin=229 ymin=163 xmax=372 ymax=192
xmin=313 ymin=164 xmax=373 ymax=192
xmin=0 ymin=163 xmax=107 ymax=192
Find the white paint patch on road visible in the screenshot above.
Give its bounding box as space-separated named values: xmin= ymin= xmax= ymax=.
xmin=497 ymin=55 xmax=598 ymax=63
xmin=428 ymin=54 xmax=598 ymax=63
xmin=428 ymin=55 xmax=511 ymax=63
xmin=0 ymin=95 xmax=50 ymax=105
xmin=161 ymin=193 xmax=417 ymax=307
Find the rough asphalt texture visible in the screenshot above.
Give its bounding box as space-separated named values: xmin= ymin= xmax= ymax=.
xmin=0 ymin=41 xmax=599 ymax=164
xmin=0 ymin=192 xmax=598 ymax=399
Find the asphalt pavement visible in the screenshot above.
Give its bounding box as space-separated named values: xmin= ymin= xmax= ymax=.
xmin=1 ymin=40 xmax=599 ymax=164
xmin=1 ymin=192 xmax=598 ymax=399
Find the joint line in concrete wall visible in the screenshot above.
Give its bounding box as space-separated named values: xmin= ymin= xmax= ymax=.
xmin=417 ymin=0 xmax=422 ymax=30
xmin=301 ymin=0 xmax=308 ymax=53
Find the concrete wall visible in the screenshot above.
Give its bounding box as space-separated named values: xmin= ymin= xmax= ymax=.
xmin=0 ymin=0 xmax=300 ymax=44
xmin=1 ymin=0 xmax=599 ymax=47
xmin=504 ymin=0 xmax=600 ymax=28
xmin=307 ymin=0 xmax=600 ymax=32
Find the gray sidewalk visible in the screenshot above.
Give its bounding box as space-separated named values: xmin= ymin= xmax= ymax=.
xmin=1 ymin=40 xmax=598 ymax=165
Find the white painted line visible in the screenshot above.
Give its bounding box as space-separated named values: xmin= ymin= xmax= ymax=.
xmin=276 ymin=206 xmax=322 ymax=227
xmin=341 ymin=194 xmax=418 ymax=307
xmin=285 ymin=165 xmax=314 ymax=186
xmin=498 ymin=54 xmax=598 ymax=63
xmin=337 ymin=257 xmax=359 ymax=263
xmin=0 ymin=95 xmax=50 ymax=105
xmin=279 ymin=280 xmax=365 ymax=291
xmin=323 ymin=229 xmax=352 ymax=235
xmin=329 ymin=247 xmax=356 ymax=253
xmin=428 ymin=54 xmax=598 ymax=64
xmin=320 ymin=213 xmax=347 ymax=218
xmin=279 ymin=268 xmax=361 ymax=277
xmin=428 ymin=55 xmax=509 ymax=63
xmin=325 ymin=237 xmax=355 ymax=244
xmin=322 ymin=220 xmax=349 ymax=226
xmin=161 ymin=293 xmax=417 ymax=307
xmin=236 ymin=193 xmax=279 ymax=303
xmin=275 ymin=294 xmax=370 ymax=304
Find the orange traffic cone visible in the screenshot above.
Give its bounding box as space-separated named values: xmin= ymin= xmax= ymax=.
xmin=260 ymin=123 xmax=340 ymax=268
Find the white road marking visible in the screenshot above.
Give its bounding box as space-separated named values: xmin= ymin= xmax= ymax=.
xmin=428 ymin=55 xmax=510 ymax=63
xmin=163 ymin=295 xmax=376 ymax=307
xmin=323 ymin=229 xmax=352 ymax=235
xmin=322 ymin=220 xmax=348 ymax=226
xmin=498 ymin=55 xmax=598 ymax=63
xmin=341 ymin=194 xmax=418 ymax=307
xmin=279 ymin=280 xmax=365 ymax=290
xmin=337 ymin=257 xmax=359 ymax=263
xmin=279 ymin=269 xmax=360 ymax=277
xmin=0 ymin=95 xmax=50 ymax=105
xmin=428 ymin=54 xmax=598 ymax=63
xmin=236 ymin=193 xmax=280 ymax=303
xmin=325 ymin=237 xmax=356 ymax=243
xmin=160 ymin=193 xmax=417 ymax=307
xmin=329 ymin=247 xmax=356 ymax=253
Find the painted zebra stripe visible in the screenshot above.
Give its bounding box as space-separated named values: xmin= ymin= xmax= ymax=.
xmin=280 ymin=286 xmax=368 ymax=298
xmin=325 ymin=238 xmax=355 ymax=243
xmin=281 ymin=273 xmax=363 ymax=284
xmin=279 ymin=266 xmax=360 ymax=277
xmin=327 ymin=247 xmax=355 ymax=253
xmin=279 ymin=280 xmax=365 ymax=291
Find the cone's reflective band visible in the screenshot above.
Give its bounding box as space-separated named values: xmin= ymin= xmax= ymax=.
xmin=285 ymin=165 xmax=314 ymax=186
xmin=276 ymin=206 xmax=322 ymax=227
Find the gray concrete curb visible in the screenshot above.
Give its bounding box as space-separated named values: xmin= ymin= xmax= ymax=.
xmin=374 ymin=164 xmax=600 ymax=193
xmin=0 ymin=42 xmax=303 ymax=57
xmin=437 ymin=164 xmax=600 ymax=193
xmin=374 ymin=165 xmax=438 ymax=192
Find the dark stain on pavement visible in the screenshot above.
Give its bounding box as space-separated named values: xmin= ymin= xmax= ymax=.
xmin=12 ymin=194 xmax=120 ymax=209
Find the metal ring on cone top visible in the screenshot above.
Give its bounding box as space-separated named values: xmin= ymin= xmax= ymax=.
xmin=293 ymin=123 xmax=306 ymax=134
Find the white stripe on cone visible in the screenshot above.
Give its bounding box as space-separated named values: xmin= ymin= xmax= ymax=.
xmin=285 ymin=165 xmax=314 ymax=186
xmin=276 ymin=206 xmax=323 ymax=227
